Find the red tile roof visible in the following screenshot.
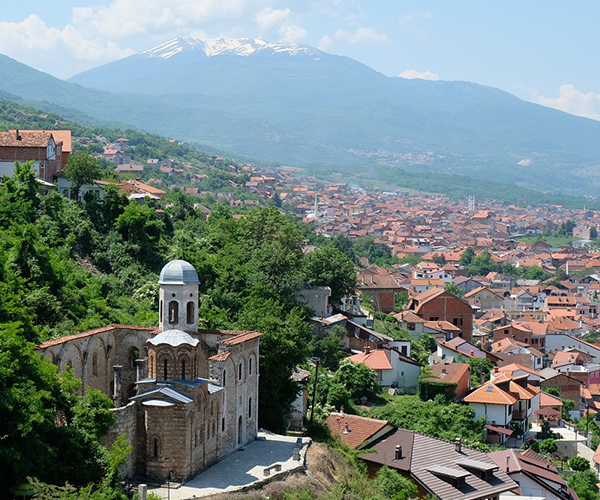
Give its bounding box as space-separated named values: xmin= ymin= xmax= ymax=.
xmin=324 ymin=413 xmax=391 ymax=449
xmin=347 ymin=349 xmax=392 ymax=370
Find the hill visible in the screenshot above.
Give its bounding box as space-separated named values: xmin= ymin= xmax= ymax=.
xmin=67 ymin=37 xmax=600 ymax=194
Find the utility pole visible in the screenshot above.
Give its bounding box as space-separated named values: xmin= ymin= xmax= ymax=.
xmin=310 ymin=357 xmax=320 ymax=424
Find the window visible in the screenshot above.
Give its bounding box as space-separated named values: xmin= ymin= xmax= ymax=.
xmin=429 ymin=316 xmax=439 ymax=321
xmin=222 ymin=418 xmax=225 ymax=432
xmin=92 ymin=352 xmax=98 ymax=377
xmin=452 ymin=317 xmax=463 ymax=326
xmin=168 ymin=301 xmax=179 ymax=324
xmin=159 ymin=300 xmax=163 ymax=322
xmin=163 ymin=359 xmax=168 ymax=380
xmin=249 ymin=358 xmax=252 ymax=375
xmin=239 ymin=362 xmax=243 ymax=382
xmin=248 ymin=397 xmax=252 ymax=418
xmin=181 ymin=359 xmax=186 ymax=380
xmin=152 ymin=438 xmax=159 ymax=458
xmin=407 ymin=323 xmax=415 ymax=330
xmin=186 ymin=301 xmax=194 ymax=324
xmin=508 ymin=405 xmax=512 ymax=415
xmin=223 ymin=369 xmax=227 ymax=386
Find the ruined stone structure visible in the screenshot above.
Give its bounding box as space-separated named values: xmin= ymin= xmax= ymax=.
xmin=37 ymin=260 xmax=261 ymax=481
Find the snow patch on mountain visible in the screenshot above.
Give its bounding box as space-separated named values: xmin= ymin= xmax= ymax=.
xmin=142 ymin=37 xmax=322 ymax=60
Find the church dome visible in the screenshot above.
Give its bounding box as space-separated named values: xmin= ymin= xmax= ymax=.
xmin=148 ymin=329 xmax=199 ymax=347
xmin=158 ymin=259 xmax=199 ymax=285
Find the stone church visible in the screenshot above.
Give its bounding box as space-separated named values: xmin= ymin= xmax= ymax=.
xmin=37 ymin=260 xmax=261 ymax=481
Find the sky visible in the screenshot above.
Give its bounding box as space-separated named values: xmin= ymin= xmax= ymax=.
xmin=2 ymin=0 xmax=600 ymax=120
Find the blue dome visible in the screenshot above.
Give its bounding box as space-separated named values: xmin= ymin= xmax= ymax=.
xmin=158 ymin=260 xmax=199 ymax=285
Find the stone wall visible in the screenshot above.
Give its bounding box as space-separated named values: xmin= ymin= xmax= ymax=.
xmin=101 ymin=401 xmax=137 ymax=478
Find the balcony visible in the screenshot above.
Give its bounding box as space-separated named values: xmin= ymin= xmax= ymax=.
xmin=512 ymin=410 xmax=526 ymax=420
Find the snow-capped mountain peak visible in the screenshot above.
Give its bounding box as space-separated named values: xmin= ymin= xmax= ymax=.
xmin=141 ymin=37 xmax=321 ymax=60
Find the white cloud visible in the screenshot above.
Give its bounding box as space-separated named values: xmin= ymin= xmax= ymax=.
xmin=0 ymin=14 xmax=134 ymax=77
xmin=255 ymin=7 xmax=291 ymax=33
xmin=398 ymin=69 xmax=440 ymax=81
xmin=318 ymin=35 xmax=334 ymax=52
xmin=531 ymin=84 xmax=600 ymax=121
xmin=72 ymin=0 xmax=249 ymax=40
xmin=334 ymin=27 xmax=389 ymax=45
xmin=278 ymin=24 xmax=308 ymax=43
xmin=399 ymin=11 xmax=432 ymax=25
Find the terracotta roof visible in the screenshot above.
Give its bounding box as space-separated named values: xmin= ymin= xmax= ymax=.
xmin=347 ymin=349 xmax=392 ymax=370
xmin=0 ymin=129 xmax=52 ymax=147
xmin=217 ymin=330 xmax=262 ymax=346
xmin=496 ymin=363 xmax=542 ymax=378
xmin=37 ymin=324 xmax=160 ymax=349
xmin=209 ymin=352 xmax=231 ymax=362
xmin=423 ymin=362 xmax=470 ymax=385
xmin=464 ymin=381 xmax=518 ymax=405
xmin=17 ymin=129 xmax=71 ymax=152
xmin=324 ymin=413 xmax=391 ymax=449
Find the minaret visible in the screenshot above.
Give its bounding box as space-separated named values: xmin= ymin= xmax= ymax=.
xmin=314 ymin=194 xmax=319 ymax=221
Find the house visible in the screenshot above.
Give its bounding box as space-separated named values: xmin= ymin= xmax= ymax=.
xmin=421 ymin=362 xmax=471 ymax=401
xmin=357 ymin=267 xmax=402 ymax=313
xmin=539 ymin=368 xmax=583 ymax=408
xmin=0 ymin=129 xmax=67 ymax=181
xmin=394 ymin=310 xmax=428 ymax=339
xmin=436 ymin=336 xmax=500 ymax=363
xmin=492 ymin=338 xmax=544 ymax=371
xmin=346 ymin=346 xmax=420 ymax=394
xmin=463 ymin=286 xmax=504 ymax=310
xmin=360 ymin=428 xmax=517 ymax=500
xmin=115 ymin=162 xmax=144 ymax=175
xmin=488 ymin=448 xmax=577 ymax=500
xmin=492 ymin=321 xmax=548 ymax=352
xmin=324 ymin=412 xmax=395 ymax=449
xmin=407 ymin=288 xmax=474 ymax=343
xmin=464 ymin=374 xmax=540 ymax=444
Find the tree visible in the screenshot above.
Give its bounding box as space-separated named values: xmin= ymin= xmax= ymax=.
xmin=468 ymin=357 xmax=494 ymax=386
xmin=303 ymin=246 xmax=356 ymax=304
xmin=376 ymin=466 xmax=418 ymax=500
xmin=432 ymin=253 xmax=446 ymax=266
xmin=467 ymin=250 xmax=498 ymax=276
xmin=63 ymin=151 xmax=103 ymax=200
xmin=444 ymin=282 xmax=463 ymax=297
xmin=460 ymin=246 xmax=475 ymax=267
xmin=332 ymin=360 xmax=380 ymax=402
xmin=310 ymin=325 xmax=346 ymax=371
xmin=539 ymin=438 xmax=558 ymax=454
xmin=567 ymin=469 xmax=599 ymax=500
xmin=72 ymin=388 xmax=115 ymax=439
xmin=570 ymin=456 xmax=591 ymax=472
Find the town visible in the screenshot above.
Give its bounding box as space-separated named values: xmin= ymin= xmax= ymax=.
xmin=3 ymin=118 xmax=600 ymax=500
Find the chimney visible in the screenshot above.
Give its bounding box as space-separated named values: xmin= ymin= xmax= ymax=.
xmin=506 ymin=454 xmax=510 ymax=472
xmin=15 ymin=129 xmax=21 ymax=141
xmin=364 ymin=346 xmax=371 ymax=354
xmin=455 ymin=437 xmax=462 ymax=453
xmin=441 ymin=366 xmax=447 ymax=375
xmin=343 ymin=423 xmax=350 ymax=434
xmin=395 ymin=445 xmax=403 ymax=460
xmin=470 ymin=350 xmax=474 ymax=356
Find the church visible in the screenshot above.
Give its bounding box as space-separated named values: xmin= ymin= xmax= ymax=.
xmin=37 ymin=260 xmax=261 ymax=481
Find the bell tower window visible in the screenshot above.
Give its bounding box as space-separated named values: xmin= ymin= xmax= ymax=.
xmin=168 ymin=301 xmax=178 ymax=324
xmin=187 ymin=301 xmax=194 ymax=324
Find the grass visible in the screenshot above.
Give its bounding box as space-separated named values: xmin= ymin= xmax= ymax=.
xmin=517 ymin=235 xmax=574 ymax=248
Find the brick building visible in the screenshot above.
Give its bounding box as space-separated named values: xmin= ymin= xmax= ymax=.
xmin=357 ymin=267 xmax=402 ymax=313
xmin=37 ymin=260 xmax=260 ymax=482
xmin=0 ymin=129 xmax=70 ymax=181
xmin=407 ymin=288 xmax=474 ymax=343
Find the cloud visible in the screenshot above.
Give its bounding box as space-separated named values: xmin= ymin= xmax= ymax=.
xmin=0 ymin=14 xmax=134 ymax=77
xmin=398 ymin=69 xmax=440 ymax=81
xmin=318 ymin=35 xmax=334 ymax=52
xmin=334 ymin=27 xmax=389 ymax=45
xmin=72 ymin=0 xmax=250 ymax=40
xmin=399 ymin=11 xmax=432 ymax=25
xmin=531 ymin=84 xmax=600 ymax=121
xmin=255 ymin=7 xmax=291 ymax=33
xmin=278 ymin=24 xmax=308 ymax=43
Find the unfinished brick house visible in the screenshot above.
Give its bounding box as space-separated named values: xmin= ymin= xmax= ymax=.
xmin=36 ymin=260 xmax=260 ymax=481
xmin=0 ymin=129 xmax=71 ymax=181
xmin=407 ymin=287 xmax=474 ymax=343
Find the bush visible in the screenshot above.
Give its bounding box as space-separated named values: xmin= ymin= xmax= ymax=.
xmin=570 ymin=456 xmax=591 ymax=472
xmin=539 ymin=438 xmax=558 ymax=454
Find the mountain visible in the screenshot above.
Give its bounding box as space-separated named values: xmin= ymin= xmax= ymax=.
xmin=2 ymin=37 xmax=600 ymax=195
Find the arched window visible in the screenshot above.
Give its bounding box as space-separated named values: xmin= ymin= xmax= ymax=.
xmin=222 ymin=417 xmax=225 ymax=432
xmin=239 ymin=362 xmax=243 ymax=382
xmin=181 ymin=359 xmax=186 ymax=380
xmin=149 ymin=355 xmax=154 ymax=378
xmin=129 ymin=347 xmax=140 ymax=368
xmin=159 ymin=300 xmax=163 ymax=322
xmin=168 ymin=301 xmax=178 ymax=324
xmin=223 ymin=369 xmax=226 ymax=386
xmin=248 ymin=397 xmax=252 ymax=419
xmin=163 ymin=359 xmax=168 ymax=380
xmin=92 ymin=352 xmax=98 ymax=377
xmin=153 ymin=438 xmax=159 ymax=458
xmin=249 ymin=357 xmax=252 ymax=375
xmin=186 ymin=301 xmax=194 ymax=324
